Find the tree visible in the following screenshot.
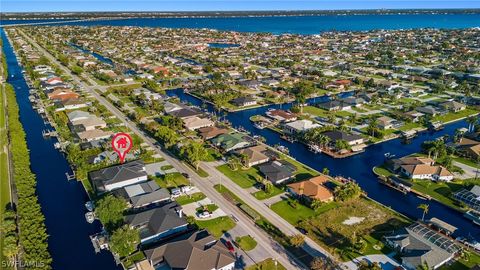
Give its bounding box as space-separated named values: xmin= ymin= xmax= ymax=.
xmin=466 ymin=115 xmax=478 ymax=132
xmin=95 ymin=195 xmax=127 ymax=232
xmin=71 ymin=65 xmax=83 ymax=75
xmin=227 ymin=156 xmax=241 ymax=171
xmin=109 ymin=225 xmax=140 ymax=258
xmin=2 ymin=235 xmax=19 ymax=260
xmin=417 ymin=203 xmax=429 ymax=221
xmin=334 ymin=182 xmax=362 ymax=202
xmin=322 ymin=167 xmax=330 ymax=175
xmin=289 ymin=234 xmax=305 ymax=247
xmin=181 ymin=141 xmax=209 ymax=170
xmin=335 ymin=139 xmax=350 ymax=151
xmin=311 ymin=257 xmax=333 ymax=270
xmin=310 ymin=199 xmax=323 ymax=210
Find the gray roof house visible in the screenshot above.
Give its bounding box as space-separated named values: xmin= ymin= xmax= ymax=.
xmin=89 ymin=160 xmax=148 ymax=194
xmin=126 ymin=202 xmax=188 ymax=244
xmin=385 ymin=222 xmax=460 ymax=270
xmin=144 ymin=230 xmax=235 ymax=270
xmin=114 ymin=181 xmax=171 ymax=209
xmin=258 ymin=160 xmax=296 ymax=184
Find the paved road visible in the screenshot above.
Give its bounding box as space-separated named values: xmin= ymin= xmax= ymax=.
xmin=18 ymin=29 xmax=306 ymax=270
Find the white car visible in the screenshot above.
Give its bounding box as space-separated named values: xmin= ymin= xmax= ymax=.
xmin=198 ymin=211 xmax=212 ymax=219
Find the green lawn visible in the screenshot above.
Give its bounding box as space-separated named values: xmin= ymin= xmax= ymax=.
xmin=303 ymin=106 xmax=330 ymax=118
xmin=453 ymin=156 xmax=480 ymax=169
xmin=372 ymin=166 xmax=394 ymax=178
xmin=175 ymin=192 xmax=206 ymax=205
xmin=155 ymin=172 xmax=189 ymax=189
xmin=195 ymin=216 xmax=236 ymax=238
xmin=432 ymin=108 xmax=478 ymax=123
xmin=411 ymin=179 xmax=480 ymax=211
xmin=196 ymin=204 xmax=218 ymax=213
xmin=441 ymin=252 xmax=480 ymax=270
xmin=246 ymin=258 xmax=286 ymax=270
xmin=252 ymin=186 xmax=284 ymax=200
xmin=217 ymin=164 xmax=259 ymax=188
xmin=271 ymin=199 xmax=316 ymax=225
xmin=121 ymin=251 xmax=146 ymax=269
xmin=398 ymin=122 xmax=423 ymax=131
xmin=235 ymin=235 xmax=257 ymax=251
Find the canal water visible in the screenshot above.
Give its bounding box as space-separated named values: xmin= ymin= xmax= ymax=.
xmin=168 ymin=88 xmax=480 ymax=239
xmin=1 ymin=30 xmax=120 ymax=270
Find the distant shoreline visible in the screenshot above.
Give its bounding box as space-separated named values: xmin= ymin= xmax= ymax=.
xmin=2 ymin=8 xmax=480 ymax=20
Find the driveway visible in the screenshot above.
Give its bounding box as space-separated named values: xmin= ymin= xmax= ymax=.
xmin=342 ymin=254 xmax=400 ymax=270
xmin=453 ymin=161 xmax=479 ymax=179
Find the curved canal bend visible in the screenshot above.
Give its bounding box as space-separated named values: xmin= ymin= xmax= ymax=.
xmin=2 ymin=30 xmax=120 ymax=270
xmin=169 ymin=88 xmax=480 ymax=239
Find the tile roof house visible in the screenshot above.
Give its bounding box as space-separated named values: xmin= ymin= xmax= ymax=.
xmin=197 ymin=126 xmax=229 ymax=140
xmin=126 ymin=202 xmax=188 ymax=244
xmin=144 ymin=230 xmax=235 ymax=270
xmin=258 ymin=160 xmax=296 ymax=184
xmin=114 ymin=181 xmax=171 ymax=209
xmin=395 ymin=157 xmax=453 ymax=181
xmin=287 ymin=175 xmax=334 ymax=202
xmin=234 ymin=145 xmax=270 ymax=167
xmin=89 ymin=160 xmax=148 ymax=193
xmin=385 ymin=223 xmax=459 ymax=270
xmin=455 ymin=138 xmax=480 ymax=159
xmin=265 ymin=109 xmax=297 ymax=122
xmin=211 ymin=133 xmax=251 ymax=152
xmin=182 ymin=116 xmax=214 ymax=131
xmin=284 ymin=119 xmax=321 ymax=134
xmin=415 ymin=106 xmax=441 ymax=116
xmin=404 ymin=111 xmax=425 ymax=123
xmin=47 ymin=88 xmax=80 ymax=102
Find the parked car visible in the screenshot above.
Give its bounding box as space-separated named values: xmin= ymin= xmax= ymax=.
xmin=198 ymin=211 xmax=212 ymax=219
xmin=225 ymin=241 xmax=234 ymax=253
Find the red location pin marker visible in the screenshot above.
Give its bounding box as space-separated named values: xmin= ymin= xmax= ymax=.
xmin=112 ymin=132 xmax=133 ymax=164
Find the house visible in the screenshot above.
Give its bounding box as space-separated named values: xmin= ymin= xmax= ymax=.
xmin=341 ymin=97 xmax=366 ymax=107
xmin=197 ymin=126 xmax=229 ymax=140
xmin=211 ymin=133 xmax=251 ymax=152
xmin=167 ymin=107 xmax=203 ymax=119
xmin=47 ymin=89 xmax=80 ymax=102
xmin=385 ymin=222 xmax=459 ymax=270
xmin=415 ymin=106 xmax=440 ymax=116
xmin=395 ymin=157 xmax=453 ymax=181
xmin=404 ymin=111 xmax=425 ymax=123
xmin=258 ymin=160 xmax=296 ymax=184
xmin=126 ymin=202 xmax=188 ymax=244
xmin=322 ymin=130 xmax=365 ymax=146
xmin=55 ymin=98 xmax=88 ymax=111
xmin=377 ymin=116 xmax=395 ymax=130
xmin=89 ymin=160 xmax=148 ymax=193
xmin=287 ymin=175 xmax=334 ymax=202
xmin=88 ymin=150 xmax=134 ymax=165
xmin=234 ymin=145 xmax=270 ymax=167
xmin=114 ymin=181 xmax=170 ymax=209
xmin=284 ymin=120 xmax=321 ymax=135
xmin=455 ymin=138 xmax=480 ymax=159
xmin=265 ymin=109 xmax=297 ymax=122
xmin=230 ymin=96 xmax=257 ymax=107
xmin=316 ymin=100 xmax=341 ymax=111
xmin=77 ymin=129 xmax=113 ymax=142
xmin=440 ymin=101 xmax=466 ymax=113
xmin=68 ymin=111 xmax=107 ymax=131
xmin=454 ymin=185 xmax=480 ymax=212
xmin=144 ymin=230 xmax=235 ymax=270
xmin=182 ymin=116 xmax=214 ymax=131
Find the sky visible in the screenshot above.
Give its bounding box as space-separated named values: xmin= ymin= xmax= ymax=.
xmin=1 ymin=0 xmax=480 ymax=12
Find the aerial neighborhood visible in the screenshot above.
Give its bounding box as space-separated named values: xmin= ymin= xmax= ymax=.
xmin=2 ymin=17 xmax=480 ymax=270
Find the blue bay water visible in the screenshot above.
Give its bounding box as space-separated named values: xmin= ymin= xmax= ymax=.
xmin=1 ymin=14 xmax=480 ymax=269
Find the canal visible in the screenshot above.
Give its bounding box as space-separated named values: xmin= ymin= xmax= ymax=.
xmin=2 ymin=30 xmax=120 ymax=270
xmin=168 ymin=88 xmax=480 ymax=239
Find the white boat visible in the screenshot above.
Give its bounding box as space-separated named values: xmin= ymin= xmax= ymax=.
xmin=253 ymin=122 xmax=265 ymax=129
xmin=309 ymin=144 xmax=322 ymax=154
xmin=85 ymin=212 xmax=95 ymax=223
xmin=85 ymin=201 xmax=94 ymax=211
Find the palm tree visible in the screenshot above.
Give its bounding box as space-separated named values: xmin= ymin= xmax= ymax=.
xmin=417 ymin=203 xmax=429 ymax=221
xmin=466 ymin=116 xmax=478 ymax=132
